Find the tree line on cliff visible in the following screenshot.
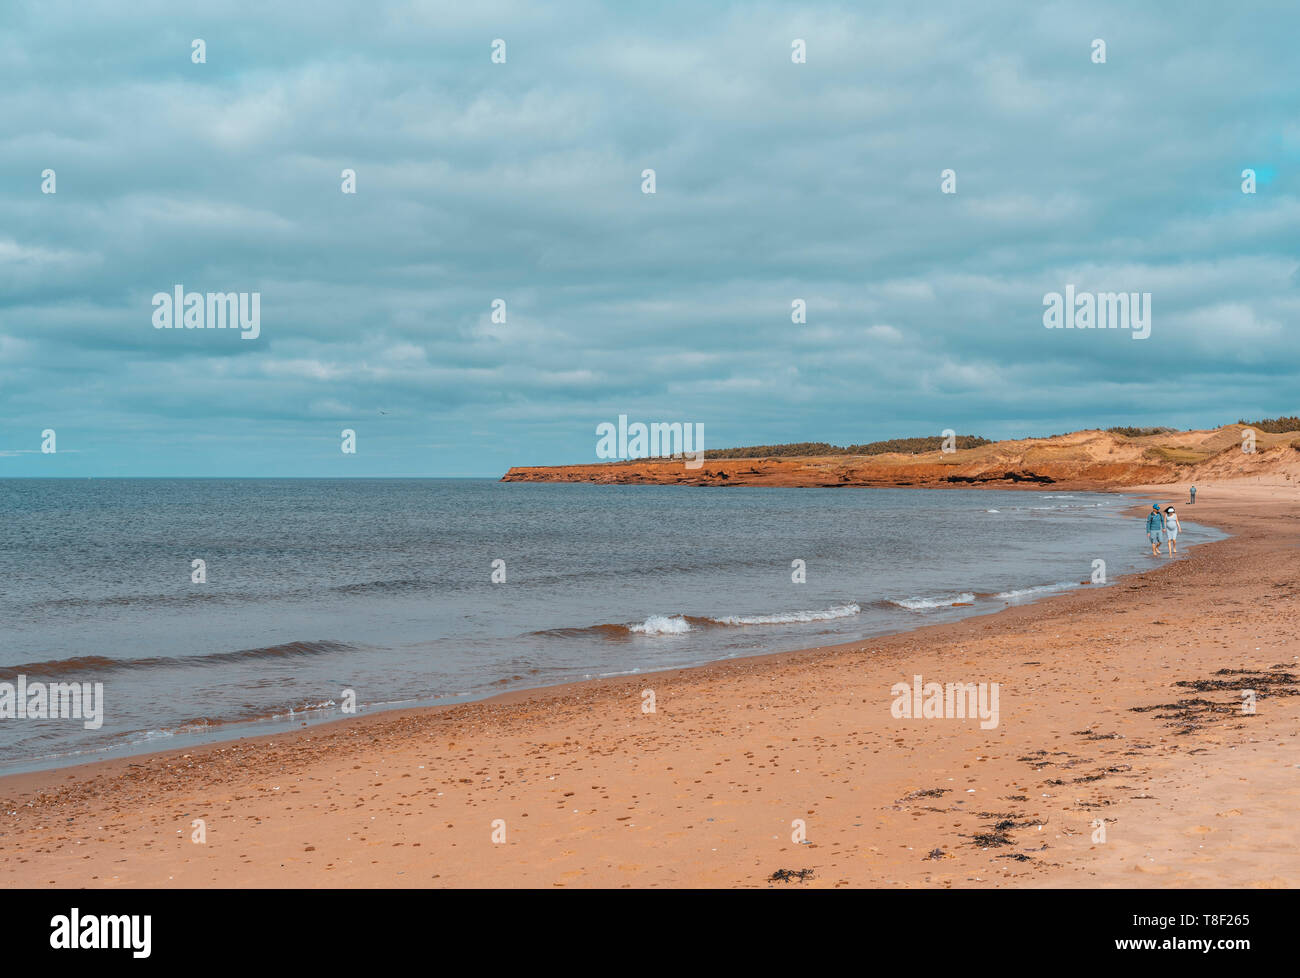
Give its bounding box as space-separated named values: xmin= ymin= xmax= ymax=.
xmin=703 ymin=435 xmax=992 ymax=459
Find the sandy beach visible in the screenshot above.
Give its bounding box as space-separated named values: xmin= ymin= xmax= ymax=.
xmin=1 ymin=479 xmax=1296 ymax=889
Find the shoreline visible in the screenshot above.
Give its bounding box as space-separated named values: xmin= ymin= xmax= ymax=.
xmin=0 ymin=487 xmax=1195 ymax=778
xmin=2 ymin=479 xmax=1296 ymax=887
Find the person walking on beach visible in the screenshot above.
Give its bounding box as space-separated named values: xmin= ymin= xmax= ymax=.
xmin=1190 ymin=485 xmax=1197 ymax=504
xmin=1164 ymin=505 xmax=1181 ymax=556
xmin=1146 ymin=503 xmax=1167 ymax=557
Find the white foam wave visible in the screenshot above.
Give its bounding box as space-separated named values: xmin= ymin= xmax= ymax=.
xmin=995 ymin=582 xmax=1078 ymax=600
xmin=890 ymin=592 xmax=976 ymax=610
xmin=713 ymin=603 xmax=861 ymax=626
xmin=628 ymin=614 xmax=691 ymax=635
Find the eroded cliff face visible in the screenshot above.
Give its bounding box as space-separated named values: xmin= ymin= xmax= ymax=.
xmin=501 ymin=427 xmax=1300 ymax=489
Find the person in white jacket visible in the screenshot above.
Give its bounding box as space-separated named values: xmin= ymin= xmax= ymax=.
xmin=1164 ymin=506 xmax=1181 ymax=556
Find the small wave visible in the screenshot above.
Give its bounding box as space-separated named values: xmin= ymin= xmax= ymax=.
xmin=531 ymin=622 xmax=639 ymax=640
xmin=275 ymin=699 xmax=339 ymax=719
xmin=0 ymin=639 xmax=358 ymax=680
xmin=41 ymin=590 xmax=238 ymax=611
xmin=629 ymin=614 xmax=692 ymax=635
xmin=889 ymin=592 xmax=976 ymax=610
xmin=34 ymin=576 xmax=440 ymax=612
xmin=539 ymin=604 xmax=864 ymax=639
xmin=995 ymin=582 xmax=1078 ymax=600
xmin=712 ymin=603 xmax=861 ymax=626
xmin=986 ymin=509 xmax=1000 ymax=513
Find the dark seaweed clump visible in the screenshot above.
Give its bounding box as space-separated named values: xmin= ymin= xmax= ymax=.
xmin=1131 ymin=669 xmax=1299 ymax=734
xmin=768 ymin=868 xmax=815 ymax=883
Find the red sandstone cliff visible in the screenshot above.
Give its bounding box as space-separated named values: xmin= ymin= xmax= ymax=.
xmin=502 ymin=426 xmax=1300 ymax=489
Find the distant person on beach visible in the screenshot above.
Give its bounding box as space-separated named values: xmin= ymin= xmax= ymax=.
xmin=1164 ymin=506 xmax=1181 ymax=556
xmin=1190 ymin=485 xmax=1197 ymax=503
xmin=1146 ymin=504 xmax=1166 ymax=556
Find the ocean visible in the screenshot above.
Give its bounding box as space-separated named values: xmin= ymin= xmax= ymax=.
xmin=0 ymin=479 xmax=1221 ymax=772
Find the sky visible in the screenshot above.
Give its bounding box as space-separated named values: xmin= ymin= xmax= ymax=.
xmin=2 ymin=0 xmax=1298 ymax=477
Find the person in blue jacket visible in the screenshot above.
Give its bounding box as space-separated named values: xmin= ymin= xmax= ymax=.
xmin=1145 ymin=504 xmax=1167 ymax=556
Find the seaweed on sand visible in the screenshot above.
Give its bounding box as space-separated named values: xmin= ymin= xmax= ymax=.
xmin=968 ymin=811 xmax=1038 ymax=849
xmin=1129 ymin=669 xmax=1299 ymax=734
xmin=970 ymin=831 xmax=1014 ymax=848
xmin=768 ymin=868 xmax=815 ymax=883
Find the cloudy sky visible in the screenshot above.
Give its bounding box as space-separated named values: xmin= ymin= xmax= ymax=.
xmin=2 ymin=0 xmax=1297 ymax=476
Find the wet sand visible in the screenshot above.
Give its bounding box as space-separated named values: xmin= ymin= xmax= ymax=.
xmin=1 ymin=480 xmax=1296 ymax=888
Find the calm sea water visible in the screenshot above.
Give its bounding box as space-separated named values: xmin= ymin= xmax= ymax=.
xmin=0 ymin=479 xmax=1221 ymax=772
